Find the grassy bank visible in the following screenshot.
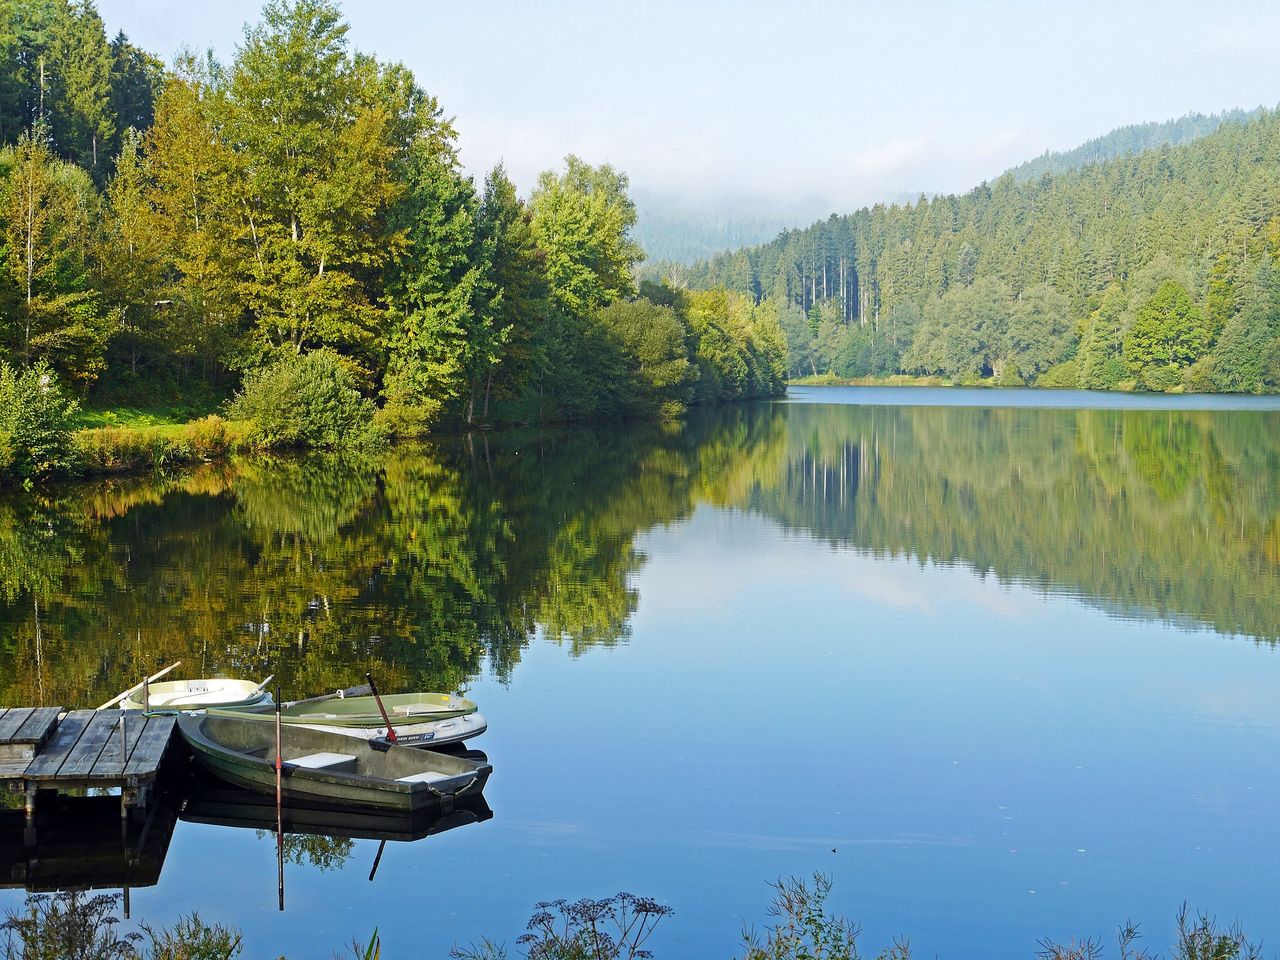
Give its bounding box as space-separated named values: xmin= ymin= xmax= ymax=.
xmin=72 ymin=416 xmax=256 ymax=475
xmin=791 ymin=373 xmax=951 ymax=387
xmin=789 ymin=372 xmax=1158 ymax=391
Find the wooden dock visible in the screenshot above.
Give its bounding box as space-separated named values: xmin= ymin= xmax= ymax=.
xmin=0 ymin=708 xmax=177 ymax=843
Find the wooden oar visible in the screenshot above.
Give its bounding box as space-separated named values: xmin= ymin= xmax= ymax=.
xmin=281 ymin=684 xmax=372 ymax=709
xmin=96 ymin=662 xmax=182 ymax=710
xmin=365 ymin=672 xmax=398 ymax=744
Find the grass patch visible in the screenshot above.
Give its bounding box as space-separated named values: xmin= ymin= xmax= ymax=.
xmin=791 ymin=374 xmax=950 ymax=387
xmin=73 ymin=416 xmax=255 ymax=475
xmin=75 ymin=401 xmax=223 ymax=430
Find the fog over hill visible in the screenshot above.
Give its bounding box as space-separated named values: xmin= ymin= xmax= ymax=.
xmin=637 ymin=108 xmax=1268 ymax=266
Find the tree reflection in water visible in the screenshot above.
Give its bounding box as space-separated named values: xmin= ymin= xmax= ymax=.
xmin=1 ymin=401 xmax=1277 ymax=711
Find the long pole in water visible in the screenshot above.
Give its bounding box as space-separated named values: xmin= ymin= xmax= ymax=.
xmin=275 ymin=686 xmax=284 ymax=911
xmin=368 ymin=838 xmax=387 ymax=882
xmin=365 ymin=672 xmax=397 ymax=744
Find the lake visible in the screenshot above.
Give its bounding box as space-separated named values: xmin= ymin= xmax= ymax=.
xmin=3 ymin=385 xmax=1280 ymax=958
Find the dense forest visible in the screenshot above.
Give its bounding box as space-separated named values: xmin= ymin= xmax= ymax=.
xmin=0 ymin=0 xmax=786 ymax=468
xmin=678 ymin=108 xmax=1280 ymax=393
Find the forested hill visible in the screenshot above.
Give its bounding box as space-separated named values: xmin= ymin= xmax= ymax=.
xmin=1005 ymin=108 xmax=1264 ymax=183
xmin=678 ymin=108 xmax=1280 ymax=393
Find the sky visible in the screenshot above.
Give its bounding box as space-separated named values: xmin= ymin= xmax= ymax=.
xmin=95 ymin=0 xmax=1280 ymax=217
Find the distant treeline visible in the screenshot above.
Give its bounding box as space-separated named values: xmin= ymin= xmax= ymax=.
xmin=0 ymin=0 xmax=785 ymax=433
xmin=676 ymin=108 xmax=1280 ymax=393
xmin=1005 ymin=108 xmax=1265 ymax=184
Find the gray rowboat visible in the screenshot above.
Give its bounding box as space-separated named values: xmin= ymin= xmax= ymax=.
xmin=177 ymin=714 xmax=491 ymax=812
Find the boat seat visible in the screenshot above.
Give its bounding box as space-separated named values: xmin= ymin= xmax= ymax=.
xmin=396 ymin=770 xmax=453 ymax=784
xmin=289 ymin=752 xmax=357 ymax=771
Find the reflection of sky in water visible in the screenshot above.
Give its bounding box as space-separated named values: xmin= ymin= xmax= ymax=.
xmin=61 ymin=504 xmax=1280 ymax=959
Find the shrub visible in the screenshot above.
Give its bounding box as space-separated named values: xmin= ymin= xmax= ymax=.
xmin=1138 ymin=363 xmax=1182 ymax=393
xmin=373 ymin=397 xmax=442 ymax=440
xmin=227 ymin=351 xmax=378 ymax=449
xmin=1181 ymin=357 xmax=1217 ymax=394
xmin=995 ymin=363 xmax=1025 ymax=386
xmin=1088 ymin=356 xmax=1130 ymax=390
xmin=1037 ymin=359 xmax=1079 ymax=388
xmin=0 ymin=362 xmax=80 ymax=479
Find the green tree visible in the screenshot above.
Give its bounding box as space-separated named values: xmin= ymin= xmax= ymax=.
xmin=1123 ymin=280 xmax=1209 ymax=384
xmin=226 ymin=0 xmax=401 ymax=364
xmin=382 ymin=85 xmax=486 ymax=427
xmin=1211 ymin=259 xmax=1280 ymax=393
xmin=1077 ymin=283 xmax=1128 ymax=388
xmin=98 ymin=126 xmax=168 ymax=378
xmin=595 ymin=298 xmax=693 ymax=417
xmin=106 ymin=30 xmax=162 ymax=146
xmin=0 ymin=123 xmax=109 ymax=384
xmin=1006 ymin=283 xmax=1073 ymax=381
xmin=473 ymin=163 xmax=549 ymax=418
xmin=44 ymin=0 xmax=115 ymax=177
xmin=529 ymin=154 xmax=642 ymax=317
xmin=140 ymin=56 xmax=241 ymax=373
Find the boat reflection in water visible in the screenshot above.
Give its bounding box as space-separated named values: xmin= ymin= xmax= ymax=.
xmin=0 ymin=759 xmax=493 ymax=909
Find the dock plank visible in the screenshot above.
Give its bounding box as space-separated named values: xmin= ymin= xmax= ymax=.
xmin=13 ymin=708 xmax=60 ymax=743
xmin=23 ymin=710 xmax=93 ymax=780
xmin=89 ymin=712 xmax=146 ymax=778
xmin=0 ymin=709 xmax=34 ymax=742
xmin=124 ymin=716 xmax=176 ymax=777
xmin=57 ymin=712 xmax=120 ymax=779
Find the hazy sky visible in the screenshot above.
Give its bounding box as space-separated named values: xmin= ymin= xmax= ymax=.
xmin=96 ymin=0 xmax=1280 ymax=214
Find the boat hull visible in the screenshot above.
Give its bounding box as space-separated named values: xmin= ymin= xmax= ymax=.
xmin=294 ymin=712 xmax=487 ymax=748
xmin=122 ymin=678 xmax=270 ymax=711
xmin=210 ymin=693 xmax=485 ymax=747
xmin=177 ymin=715 xmax=490 ymax=812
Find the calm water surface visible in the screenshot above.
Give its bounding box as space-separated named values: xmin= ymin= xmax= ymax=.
xmin=3 ymin=385 xmax=1280 ymax=958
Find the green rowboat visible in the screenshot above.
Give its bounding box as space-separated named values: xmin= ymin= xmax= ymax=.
xmin=207 ymin=692 xmax=485 ymax=747
xmin=177 ymin=713 xmax=491 ymax=812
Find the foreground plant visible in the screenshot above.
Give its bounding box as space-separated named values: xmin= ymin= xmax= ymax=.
xmin=1 ymin=891 xmax=137 ymax=960
xmin=451 ymin=892 xmax=673 ymax=960
xmin=0 ymin=893 xmax=242 ymax=960
xmin=739 ymin=873 xmax=910 ymax=960
xmin=1038 ymin=904 xmax=1259 ymax=960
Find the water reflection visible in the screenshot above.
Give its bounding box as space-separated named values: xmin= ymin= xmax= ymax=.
xmin=0 ymin=766 xmax=492 ymax=899
xmin=0 ymin=399 xmax=1277 ymax=715
xmin=0 ymin=792 xmax=177 ymax=894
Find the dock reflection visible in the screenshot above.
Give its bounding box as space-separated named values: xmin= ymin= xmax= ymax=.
xmin=0 ymin=792 xmax=177 ymax=894
xmin=0 ymin=761 xmax=493 ymax=901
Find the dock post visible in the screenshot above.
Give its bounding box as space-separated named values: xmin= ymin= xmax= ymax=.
xmin=23 ymin=787 xmax=37 ymax=847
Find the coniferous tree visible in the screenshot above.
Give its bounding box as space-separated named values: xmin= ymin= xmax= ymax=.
xmin=45 ymin=0 xmax=114 ymax=177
